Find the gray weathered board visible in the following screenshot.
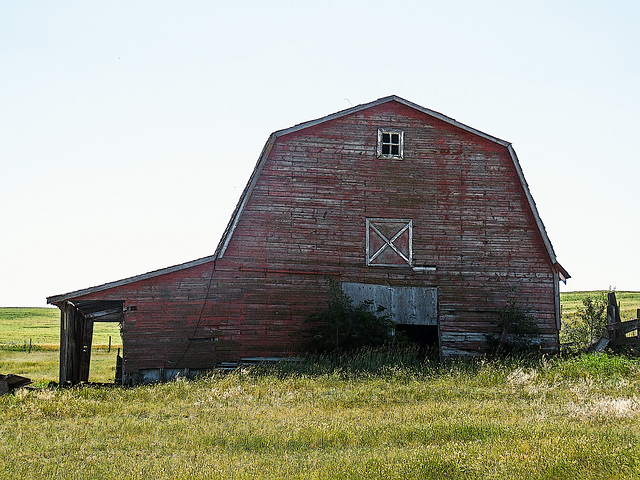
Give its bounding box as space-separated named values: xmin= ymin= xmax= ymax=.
xmin=341 ymin=282 xmax=437 ymax=326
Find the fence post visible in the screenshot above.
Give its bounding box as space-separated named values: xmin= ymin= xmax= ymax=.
xmin=607 ymin=292 xmax=619 ymax=346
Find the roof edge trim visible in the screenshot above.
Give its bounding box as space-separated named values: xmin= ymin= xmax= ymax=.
xmin=274 ymin=95 xmax=511 ymax=146
xmin=214 ymin=134 xmax=276 ymax=258
xmin=47 ymin=255 xmax=217 ymax=304
xmin=554 ymin=262 xmax=571 ymax=283
xmin=506 ymin=144 xmax=559 ymax=266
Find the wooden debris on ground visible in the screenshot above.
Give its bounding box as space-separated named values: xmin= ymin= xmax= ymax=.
xmin=0 ymin=374 xmax=32 ymax=394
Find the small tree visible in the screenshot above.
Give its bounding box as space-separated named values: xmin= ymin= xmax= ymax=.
xmin=561 ymin=293 xmax=607 ymax=350
xmin=307 ymin=279 xmax=395 ymax=353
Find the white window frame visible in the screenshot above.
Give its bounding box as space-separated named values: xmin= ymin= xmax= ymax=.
xmin=377 ymin=128 xmax=404 ymax=159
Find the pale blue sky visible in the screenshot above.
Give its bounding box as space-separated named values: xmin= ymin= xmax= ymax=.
xmin=1 ymin=1 xmax=639 ymax=306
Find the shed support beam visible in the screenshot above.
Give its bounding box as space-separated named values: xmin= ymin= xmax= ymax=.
xmin=59 ymin=302 xmax=93 ymax=385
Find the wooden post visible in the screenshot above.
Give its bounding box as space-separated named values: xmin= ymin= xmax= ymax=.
xmin=78 ymin=318 xmax=94 ymax=383
xmin=607 ymin=292 xmax=619 ymax=346
xmin=115 ymin=348 xmax=123 ymax=385
xmin=108 ymin=336 xmax=111 ymax=353
xmin=59 ymin=302 xmax=93 ymax=385
xmin=59 ymin=302 xmax=77 ymax=384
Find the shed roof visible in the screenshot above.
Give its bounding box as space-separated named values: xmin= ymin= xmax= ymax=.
xmin=47 ymin=95 xmax=568 ymax=304
xmin=47 ymin=255 xmax=216 ymax=304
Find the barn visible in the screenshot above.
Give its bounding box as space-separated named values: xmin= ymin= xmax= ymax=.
xmin=47 ymin=95 xmax=569 ymax=385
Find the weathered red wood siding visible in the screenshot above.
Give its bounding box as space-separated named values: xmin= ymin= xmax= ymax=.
xmin=61 ymin=99 xmax=560 ymax=378
xmin=219 ymin=100 xmax=559 ymax=355
xmin=67 ymin=262 xmax=331 ymax=375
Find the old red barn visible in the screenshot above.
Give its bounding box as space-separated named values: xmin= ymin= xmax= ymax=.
xmin=48 ymin=96 xmax=569 ymax=384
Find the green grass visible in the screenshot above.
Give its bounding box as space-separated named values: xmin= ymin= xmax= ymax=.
xmin=2 ymin=305 xmax=640 ymax=477
xmin=0 ymin=307 xmax=121 ymax=348
xmin=561 ymin=291 xmax=640 ymax=321
xmin=0 ymin=348 xmax=120 ymax=385
xmin=1 ymin=353 xmax=640 ymax=479
xmin=0 ymin=307 xmax=121 ymax=384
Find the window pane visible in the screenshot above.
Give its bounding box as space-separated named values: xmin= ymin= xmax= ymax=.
xmin=382 ymin=144 xmax=390 ymax=154
xmin=391 ymin=145 xmax=399 ymax=155
xmin=383 ymin=133 xmax=390 ymax=143
xmin=391 ymin=133 xmax=399 ymax=144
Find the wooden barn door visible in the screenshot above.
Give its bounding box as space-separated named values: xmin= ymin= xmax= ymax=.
xmin=341 ymin=282 xmax=439 ymax=351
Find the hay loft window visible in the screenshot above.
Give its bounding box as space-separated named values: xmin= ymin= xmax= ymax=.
xmin=377 ymin=128 xmax=404 ymax=159
xmin=366 ymin=218 xmax=413 ymax=266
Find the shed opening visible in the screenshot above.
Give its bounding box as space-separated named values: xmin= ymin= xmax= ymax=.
xmin=59 ymin=300 xmax=124 ymax=385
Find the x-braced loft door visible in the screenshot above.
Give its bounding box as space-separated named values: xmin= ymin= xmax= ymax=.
xmin=366 ymin=219 xmax=412 ymax=267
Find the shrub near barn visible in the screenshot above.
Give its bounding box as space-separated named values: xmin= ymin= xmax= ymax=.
xmin=306 ymin=280 xmax=395 ymax=353
xmin=561 ymin=293 xmax=608 ymax=351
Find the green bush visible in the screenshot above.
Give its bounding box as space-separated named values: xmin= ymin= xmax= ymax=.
xmin=561 ymin=293 xmax=607 ymax=350
xmin=307 ymin=280 xmax=395 ymax=353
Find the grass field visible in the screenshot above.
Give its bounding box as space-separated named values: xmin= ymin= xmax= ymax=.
xmin=0 ymin=307 xmax=121 ymax=347
xmin=560 ymin=291 xmax=640 ymax=321
xmin=0 ymin=348 xmax=120 ymax=385
xmin=1 ymin=299 xmax=640 ymax=478
xmin=1 ymin=353 xmax=640 ymax=479
xmin=0 ymin=307 xmax=122 ymax=384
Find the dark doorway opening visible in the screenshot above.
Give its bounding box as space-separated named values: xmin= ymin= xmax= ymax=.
xmin=395 ymin=324 xmax=439 ymax=357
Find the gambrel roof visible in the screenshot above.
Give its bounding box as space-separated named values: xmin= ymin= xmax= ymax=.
xmin=47 ymin=95 xmax=568 ymax=305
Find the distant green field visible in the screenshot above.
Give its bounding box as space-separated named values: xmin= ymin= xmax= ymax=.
xmin=0 ymin=307 xmax=121 ymax=383
xmin=0 ymin=307 xmax=121 ymax=348
xmin=560 ymin=291 xmax=640 ymax=321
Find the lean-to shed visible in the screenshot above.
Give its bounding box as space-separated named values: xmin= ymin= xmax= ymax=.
xmin=48 ymin=96 xmax=569 ymax=384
